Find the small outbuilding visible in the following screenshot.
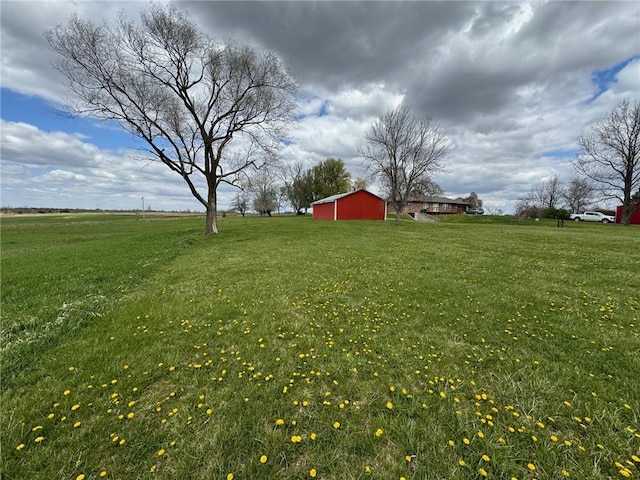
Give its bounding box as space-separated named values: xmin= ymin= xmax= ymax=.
xmin=312 ymin=189 xmax=387 ymax=221
xmin=615 ymin=203 xmax=640 ymax=224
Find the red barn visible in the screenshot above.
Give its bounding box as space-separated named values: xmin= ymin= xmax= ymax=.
xmin=616 ymin=203 xmax=640 ymax=224
xmin=312 ymin=189 xmax=387 ymax=221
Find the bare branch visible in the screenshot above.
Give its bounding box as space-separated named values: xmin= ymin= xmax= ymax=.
xmin=45 ymin=3 xmax=297 ymax=234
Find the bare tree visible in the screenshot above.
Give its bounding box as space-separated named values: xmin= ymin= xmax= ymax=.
xmin=574 ymin=98 xmax=640 ymax=225
xmin=519 ymin=175 xmax=564 ymax=214
xmin=247 ymin=169 xmax=278 ymax=216
xmin=359 ymin=106 xmax=451 ymax=225
xmin=46 ymin=4 xmax=297 ymax=234
xmin=562 ymin=176 xmax=594 ymax=213
xmin=351 ymin=177 xmax=369 ymax=191
xmin=230 ymin=192 xmax=249 ymax=217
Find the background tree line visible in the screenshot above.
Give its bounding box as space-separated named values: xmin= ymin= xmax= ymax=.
xmin=230 ymin=158 xmax=364 ymax=216
xmin=518 ymin=99 xmax=639 ymax=224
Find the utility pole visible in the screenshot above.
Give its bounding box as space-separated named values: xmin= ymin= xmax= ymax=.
xmin=142 ymin=197 xmax=145 ymax=220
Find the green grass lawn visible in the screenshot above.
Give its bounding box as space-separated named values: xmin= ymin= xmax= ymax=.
xmin=1 ymin=214 xmax=639 ymax=479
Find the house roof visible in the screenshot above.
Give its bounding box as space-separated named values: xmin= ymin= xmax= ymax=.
xmin=405 ymin=194 xmax=471 ymax=205
xmin=311 ymin=189 xmax=385 ymax=205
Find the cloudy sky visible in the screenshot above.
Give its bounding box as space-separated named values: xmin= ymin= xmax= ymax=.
xmin=1 ymin=1 xmax=639 ymax=213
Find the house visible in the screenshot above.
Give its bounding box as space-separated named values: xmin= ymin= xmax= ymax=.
xmin=388 ymin=194 xmax=471 ymax=217
xmin=312 ymin=189 xmax=387 ymax=221
xmin=615 ymin=203 xmax=640 ymax=224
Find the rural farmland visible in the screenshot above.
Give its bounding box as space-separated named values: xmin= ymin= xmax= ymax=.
xmin=1 ymin=214 xmax=638 ymax=479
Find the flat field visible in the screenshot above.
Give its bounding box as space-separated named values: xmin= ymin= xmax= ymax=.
xmin=1 ymin=214 xmax=638 ymax=479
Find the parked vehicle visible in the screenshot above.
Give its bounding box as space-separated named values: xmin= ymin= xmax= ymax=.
xmin=467 ymin=207 xmax=484 ymax=215
xmin=569 ymin=211 xmax=615 ymax=223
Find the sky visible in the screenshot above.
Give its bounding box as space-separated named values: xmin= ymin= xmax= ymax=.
xmin=1 ymin=1 xmax=639 ymax=214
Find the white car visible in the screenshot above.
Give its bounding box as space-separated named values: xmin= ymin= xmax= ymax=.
xmin=569 ymin=211 xmax=616 ymax=223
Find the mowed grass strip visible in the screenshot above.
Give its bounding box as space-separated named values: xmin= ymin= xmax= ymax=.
xmin=1 ymin=215 xmax=638 ymax=479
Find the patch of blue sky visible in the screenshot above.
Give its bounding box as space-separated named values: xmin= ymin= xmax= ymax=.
xmin=1 ymin=88 xmax=142 ymax=151
xmin=588 ymin=54 xmax=640 ymax=103
xmin=293 ymin=97 xmax=330 ymax=120
xmin=538 ymin=149 xmax=578 ymax=159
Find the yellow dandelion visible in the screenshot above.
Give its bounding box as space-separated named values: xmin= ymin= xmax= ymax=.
xmin=375 ymin=428 xmax=384 ymax=437
xmin=463 ymin=437 xmax=470 ymax=445
xmin=157 ymin=448 xmax=165 ymax=456
xmin=448 ymin=440 xmax=455 ymax=446
xmin=150 ymin=466 xmax=156 ymax=473
xmin=562 ymin=470 xmax=570 ymax=477
xmin=620 ymin=469 xmax=631 ymax=478
xmin=76 ymin=475 xmax=85 ymax=480
xmin=405 ymin=455 xmax=413 ymax=462
xmin=206 ymin=408 xmax=213 ymax=415
xmin=458 ymin=459 xmax=466 ymax=466
xmin=632 ymin=455 xmax=640 ymax=463
xmin=550 ymin=435 xmax=558 ymax=442
xmin=73 ymin=421 xmax=81 ymax=428
xmin=291 ymin=435 xmax=302 ymax=443
xmin=260 ymin=455 xmax=268 ymax=464
xmin=527 ymin=463 xmax=536 ymax=471
xmin=64 ymin=390 xmax=71 ymax=396
xmin=275 ymin=418 xmax=285 ymax=426
xmin=34 ymin=436 xmax=44 ymax=443
xmin=71 ymin=404 xmax=80 ymax=411
xmin=482 ymin=454 xmax=490 ymax=461
xmin=365 ymin=465 xmax=372 ymax=473
xmin=310 ymin=432 xmax=317 ymax=440
xmin=477 ymin=431 xmax=485 ymax=438
xmin=386 ymin=401 xmax=393 ymax=409
xmin=333 ymin=421 xmax=340 ymax=429
xmin=226 ymin=474 xmax=234 ymax=480
xmin=310 ymin=468 xmax=317 ymax=477
xmin=126 ymin=412 xmax=134 ymax=419
xmin=99 ymin=471 xmax=107 ymax=477
xmin=16 ymin=444 xmax=25 ymax=451
xmin=479 ymin=468 xmax=488 ymax=477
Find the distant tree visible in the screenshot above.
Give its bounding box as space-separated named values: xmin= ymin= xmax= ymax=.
xmin=311 ymin=158 xmax=351 ymax=200
xmin=282 ymin=161 xmax=314 ymax=214
xmin=562 ymin=177 xmax=594 ymax=213
xmin=414 ymin=178 xmax=444 ymax=197
xmin=351 ymin=177 xmax=369 ymax=191
xmin=519 ymin=175 xmax=564 ymax=214
xmin=574 ymin=98 xmax=640 ymax=225
xmin=462 ymin=191 xmax=483 ymax=208
xmin=231 ymin=192 xmax=249 ymax=217
xmin=515 ymin=198 xmax=542 ymax=219
xmin=359 ymin=106 xmax=451 ymax=225
xmin=46 ymin=4 xmax=297 ymax=235
xmin=247 ymin=170 xmax=278 ymax=216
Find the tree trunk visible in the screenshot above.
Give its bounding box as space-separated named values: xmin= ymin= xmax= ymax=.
xmin=205 ymin=187 xmax=219 ymax=235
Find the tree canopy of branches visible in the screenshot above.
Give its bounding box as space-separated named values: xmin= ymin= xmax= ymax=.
xmin=230 ymin=191 xmax=249 ymax=217
xmin=574 ymin=98 xmax=639 ymax=225
xmin=460 ymin=191 xmax=482 ymax=208
xmin=46 ymin=4 xmax=297 ymax=234
xmin=516 ymin=175 xmax=567 ymax=219
xmin=311 ymin=158 xmax=351 ymax=201
xmin=246 ymin=170 xmax=278 ymax=216
xmin=281 ymin=161 xmax=314 ymax=214
xmin=562 ymin=176 xmax=594 ymax=214
xmin=359 ymin=106 xmax=451 ymax=225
